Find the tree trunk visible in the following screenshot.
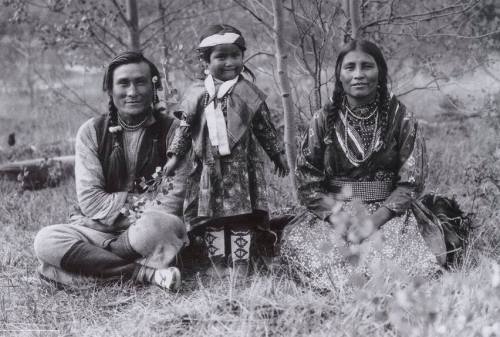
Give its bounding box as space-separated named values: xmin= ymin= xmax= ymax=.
xmin=0 ymin=155 xmax=75 ymax=190
xmin=349 ymin=0 xmax=362 ymax=40
xmin=272 ymin=0 xmax=297 ymax=200
xmin=126 ymin=0 xmax=140 ymax=51
xmin=342 ymin=0 xmax=351 ymax=42
xmin=158 ymin=0 xmax=173 ymax=106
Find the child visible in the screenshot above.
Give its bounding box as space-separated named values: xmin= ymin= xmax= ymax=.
xmin=164 ymin=24 xmax=289 ymax=272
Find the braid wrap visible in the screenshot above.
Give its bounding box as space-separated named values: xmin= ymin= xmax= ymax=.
xmin=105 ymin=97 xmax=128 ymax=192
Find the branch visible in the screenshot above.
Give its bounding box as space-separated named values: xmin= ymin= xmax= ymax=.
xmin=253 ymin=0 xmax=273 ymax=16
xmin=140 ymin=22 xmax=174 ymax=48
xmin=396 ymin=77 xmax=445 ymax=97
xmin=93 ymin=20 xmax=128 ymax=48
xmin=138 ymin=0 xmax=201 ymax=34
xmin=244 ymin=51 xmax=274 ymax=63
xmin=88 ymin=27 xmax=117 ymax=57
xmin=376 ymin=30 xmax=500 ymax=39
xmin=33 ymin=68 xmax=100 ymax=117
xmin=481 ymin=64 xmax=500 ymax=83
xmin=109 ymin=0 xmax=130 ymax=27
xmin=283 ymin=3 xmax=315 ymax=25
xmin=232 ymin=0 xmax=274 ymax=32
xmin=361 ymin=1 xmax=479 ymax=29
xmin=422 ymin=30 xmax=500 ymax=39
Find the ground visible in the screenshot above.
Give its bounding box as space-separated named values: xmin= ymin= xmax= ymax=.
xmin=0 ymin=67 xmax=499 ymax=336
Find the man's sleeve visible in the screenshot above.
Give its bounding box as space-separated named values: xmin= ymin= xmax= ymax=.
xmin=75 ymin=119 xmax=128 ymax=226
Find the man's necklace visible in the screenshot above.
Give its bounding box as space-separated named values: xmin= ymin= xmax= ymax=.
xmin=117 ymin=112 xmax=150 ymax=131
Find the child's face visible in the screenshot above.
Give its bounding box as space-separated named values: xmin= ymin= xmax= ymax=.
xmin=207 ymin=44 xmax=243 ymax=81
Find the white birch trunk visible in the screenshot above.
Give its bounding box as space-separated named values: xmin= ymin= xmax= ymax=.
xmin=272 ymin=0 xmax=298 ymax=200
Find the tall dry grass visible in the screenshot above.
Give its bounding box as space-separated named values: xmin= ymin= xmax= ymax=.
xmin=0 ymin=67 xmax=499 ymax=336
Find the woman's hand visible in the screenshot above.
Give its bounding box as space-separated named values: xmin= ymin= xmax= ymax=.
xmin=368 ymin=206 xmax=394 ymax=231
xmin=347 ymin=207 xmax=394 ymax=243
xmin=327 ymin=206 xmax=394 ymax=244
xmin=328 ymin=212 xmax=374 ymax=244
xmin=273 ymin=153 xmax=290 ymax=177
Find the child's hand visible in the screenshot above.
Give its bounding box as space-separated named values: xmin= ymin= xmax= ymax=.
xmin=163 ymin=156 xmax=179 ymax=177
xmin=273 ymin=153 xmax=290 ymax=177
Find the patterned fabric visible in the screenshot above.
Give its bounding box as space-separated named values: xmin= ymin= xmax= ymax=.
xmin=169 ymin=77 xmax=284 ymax=229
xmin=281 ymin=94 xmax=439 ymax=289
xmin=328 ymin=180 xmax=393 ymax=202
xmin=296 ymin=94 xmax=427 ymax=220
xmin=205 ymin=228 xmax=225 ymax=258
xmin=281 ymin=203 xmax=441 ymax=291
xmin=230 ymin=229 xmax=252 ymax=264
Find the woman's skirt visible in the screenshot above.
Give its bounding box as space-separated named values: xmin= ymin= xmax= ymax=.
xmin=280 ymin=202 xmax=441 ymax=291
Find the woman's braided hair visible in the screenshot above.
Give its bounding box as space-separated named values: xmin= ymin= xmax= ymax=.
xmin=196 ymin=24 xmax=255 ymax=81
xmin=325 ymin=40 xmax=390 ymax=143
xmin=101 ymin=51 xmax=163 ymax=191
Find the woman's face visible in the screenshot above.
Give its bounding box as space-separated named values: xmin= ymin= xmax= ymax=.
xmin=339 ymin=50 xmax=379 ymax=106
xmin=207 ymin=44 xmax=243 ymax=81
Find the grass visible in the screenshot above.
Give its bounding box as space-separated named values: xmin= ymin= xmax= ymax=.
xmin=0 ymin=68 xmax=499 ymax=337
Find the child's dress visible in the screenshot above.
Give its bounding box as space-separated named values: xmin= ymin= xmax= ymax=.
xmin=168 ymin=75 xmax=284 ymax=230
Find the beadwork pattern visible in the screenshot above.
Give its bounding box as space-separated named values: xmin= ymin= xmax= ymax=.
xmin=281 ymin=203 xmax=441 ymax=291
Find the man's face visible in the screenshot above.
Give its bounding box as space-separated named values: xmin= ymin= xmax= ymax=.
xmin=111 ymin=62 xmax=153 ymax=119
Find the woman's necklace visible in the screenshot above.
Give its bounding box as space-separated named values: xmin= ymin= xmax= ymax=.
xmin=345 ymin=103 xmax=378 ymax=120
xmin=117 ymin=112 xmax=150 ymax=131
xmin=342 ymin=104 xmax=379 ymax=164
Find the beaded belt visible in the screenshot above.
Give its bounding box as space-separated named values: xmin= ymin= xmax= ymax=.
xmin=327 ymin=180 xmax=393 ymax=202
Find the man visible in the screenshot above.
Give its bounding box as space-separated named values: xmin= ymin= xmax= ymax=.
xmin=34 ymin=51 xmax=189 ymax=291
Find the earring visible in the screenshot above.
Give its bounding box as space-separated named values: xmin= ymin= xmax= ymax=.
xmin=152 ymin=76 xmax=159 ymax=106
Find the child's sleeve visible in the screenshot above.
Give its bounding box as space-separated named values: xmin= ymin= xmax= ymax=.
xmin=167 ymin=83 xmax=203 ymax=158
xmin=252 ymin=101 xmax=285 ymax=159
xmin=166 ymin=114 xmax=191 ymax=158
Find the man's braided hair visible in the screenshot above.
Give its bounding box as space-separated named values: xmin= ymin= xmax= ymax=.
xmin=100 ymin=51 xmax=163 ymax=192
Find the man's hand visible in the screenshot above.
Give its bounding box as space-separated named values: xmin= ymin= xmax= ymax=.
xmin=114 ymin=213 xmax=131 ymax=231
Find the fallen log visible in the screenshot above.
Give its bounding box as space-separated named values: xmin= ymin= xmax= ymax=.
xmin=0 ymin=155 xmax=75 ymax=189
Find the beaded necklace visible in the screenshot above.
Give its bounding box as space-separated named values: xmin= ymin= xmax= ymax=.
xmin=341 ymin=100 xmax=379 ymax=164
xmin=117 ymin=111 xmax=150 ymax=131
xmin=345 ymin=102 xmax=378 ymax=120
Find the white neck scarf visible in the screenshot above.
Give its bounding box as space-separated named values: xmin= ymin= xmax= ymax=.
xmin=204 ymin=74 xmax=239 ymax=156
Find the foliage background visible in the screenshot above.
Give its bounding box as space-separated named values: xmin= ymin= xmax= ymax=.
xmin=0 ymin=0 xmax=499 ymax=336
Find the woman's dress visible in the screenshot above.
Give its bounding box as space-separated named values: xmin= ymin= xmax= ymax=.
xmin=280 ymin=94 xmax=441 ymax=290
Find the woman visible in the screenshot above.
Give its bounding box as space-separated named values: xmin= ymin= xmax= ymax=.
xmin=280 ymin=40 xmax=443 ymax=290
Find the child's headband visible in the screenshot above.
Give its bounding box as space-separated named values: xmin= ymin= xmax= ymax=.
xmin=198 ymin=32 xmax=242 ymax=48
